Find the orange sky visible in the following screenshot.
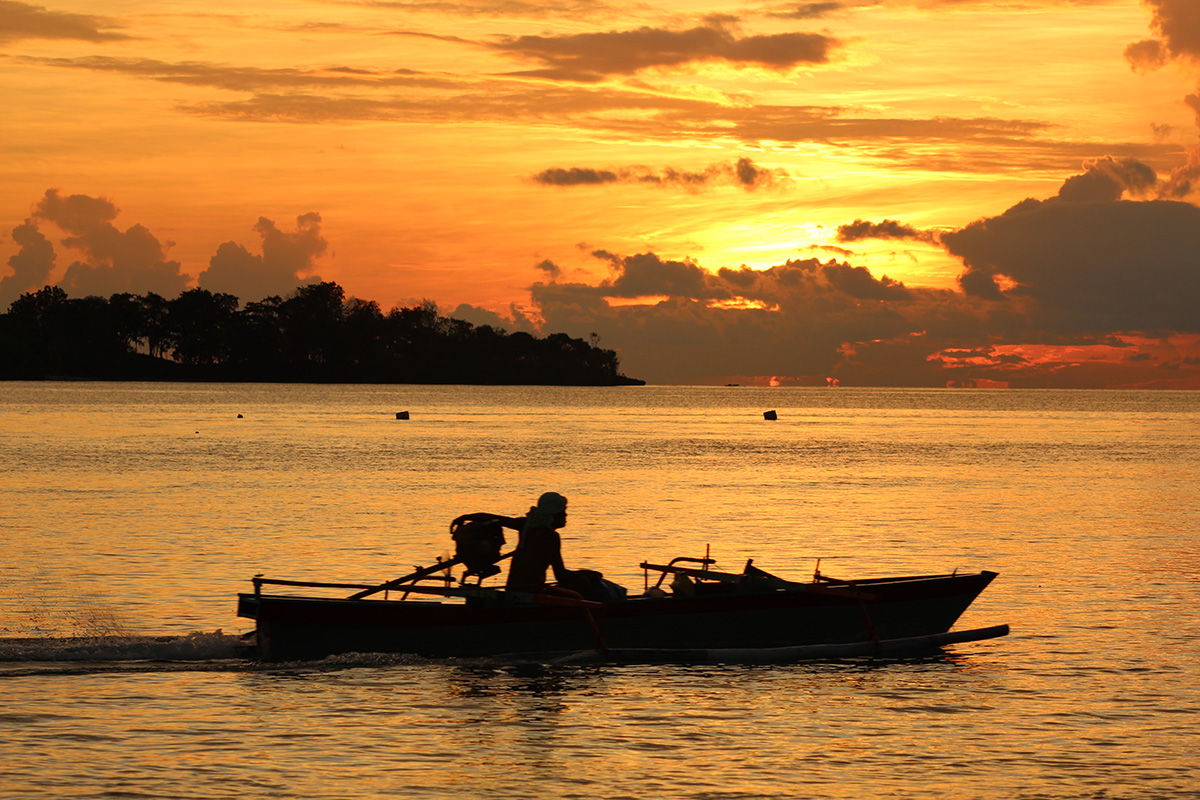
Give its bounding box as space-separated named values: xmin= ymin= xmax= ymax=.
xmin=3 ymin=0 xmax=1200 ymax=386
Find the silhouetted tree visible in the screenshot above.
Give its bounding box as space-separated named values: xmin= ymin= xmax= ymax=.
xmin=343 ymin=297 xmax=387 ymax=377
xmin=232 ymin=295 xmax=285 ymax=379
xmin=108 ymin=293 xmax=144 ymax=353
xmin=140 ymin=292 xmax=172 ymax=358
xmin=169 ymin=289 xmax=239 ymax=368
xmin=0 ymin=281 xmax=643 ymax=384
xmin=2 ymin=286 xmax=135 ymax=378
xmin=279 ymin=281 xmax=346 ymax=378
xmin=3 ymin=286 xmax=72 ymax=377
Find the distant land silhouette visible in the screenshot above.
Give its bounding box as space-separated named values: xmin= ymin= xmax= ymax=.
xmin=0 ymin=282 xmax=644 ymax=385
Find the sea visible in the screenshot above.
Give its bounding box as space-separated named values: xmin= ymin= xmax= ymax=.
xmin=1 ymin=382 xmax=1197 ymax=800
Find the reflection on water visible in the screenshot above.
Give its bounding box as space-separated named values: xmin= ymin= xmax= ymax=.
xmin=2 ymin=383 xmax=1199 ymax=799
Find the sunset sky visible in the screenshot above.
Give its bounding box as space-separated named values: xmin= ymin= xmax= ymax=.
xmin=3 ymin=0 xmax=1200 ymax=386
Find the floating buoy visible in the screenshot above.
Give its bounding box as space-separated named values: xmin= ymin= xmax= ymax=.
xmin=763 ymin=410 xmax=777 ymax=420
xmin=396 ymin=411 xmax=410 ymax=420
xmin=237 ymin=414 xmax=243 ymax=418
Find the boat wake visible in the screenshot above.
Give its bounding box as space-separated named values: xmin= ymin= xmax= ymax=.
xmin=0 ymin=632 xmax=451 ymax=676
xmin=0 ymin=630 xmax=256 ymax=676
xmin=0 ymin=625 xmax=1010 ymax=677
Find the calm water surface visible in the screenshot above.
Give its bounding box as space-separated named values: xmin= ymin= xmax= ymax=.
xmin=1 ymin=383 xmax=1198 ymax=799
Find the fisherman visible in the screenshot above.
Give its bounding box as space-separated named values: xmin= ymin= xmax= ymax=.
xmin=506 ymin=491 xmax=608 ymax=598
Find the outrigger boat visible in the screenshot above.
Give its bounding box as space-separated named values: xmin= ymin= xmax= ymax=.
xmin=237 ymin=515 xmax=1008 ymax=662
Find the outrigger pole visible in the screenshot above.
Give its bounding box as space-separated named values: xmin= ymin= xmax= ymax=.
xmin=348 ymin=551 xmax=514 ymax=600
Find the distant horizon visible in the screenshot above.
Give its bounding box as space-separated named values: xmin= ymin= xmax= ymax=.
xmin=5 ymin=275 xmax=1200 ymax=389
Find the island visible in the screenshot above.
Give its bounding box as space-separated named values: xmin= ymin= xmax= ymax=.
xmin=0 ymin=282 xmax=644 ymax=385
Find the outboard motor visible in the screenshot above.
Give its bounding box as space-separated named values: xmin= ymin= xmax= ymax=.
xmin=449 ymin=513 xmax=507 ymax=580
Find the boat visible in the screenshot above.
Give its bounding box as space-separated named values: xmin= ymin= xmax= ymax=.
xmin=237 ymin=523 xmax=1008 ymax=662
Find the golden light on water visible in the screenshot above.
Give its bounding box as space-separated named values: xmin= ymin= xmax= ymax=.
xmin=3 ymin=383 xmax=1200 ymax=797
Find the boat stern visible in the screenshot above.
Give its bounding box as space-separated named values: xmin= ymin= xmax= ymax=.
xmin=237 ymin=592 xmax=260 ymax=621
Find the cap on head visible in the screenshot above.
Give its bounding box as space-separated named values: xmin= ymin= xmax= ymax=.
xmin=536 ymin=491 xmax=568 ymax=514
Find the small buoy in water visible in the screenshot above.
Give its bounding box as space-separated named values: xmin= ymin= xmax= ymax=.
xmin=763 ymin=410 xmax=778 ymax=420
xmin=396 ymin=411 xmax=410 ymax=420
xmin=237 ymin=414 xmax=243 ymax=418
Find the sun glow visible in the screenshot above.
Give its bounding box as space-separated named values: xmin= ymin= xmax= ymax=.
xmin=707 ymin=298 xmax=779 ymax=311
xmin=606 ymin=295 xmax=670 ymax=308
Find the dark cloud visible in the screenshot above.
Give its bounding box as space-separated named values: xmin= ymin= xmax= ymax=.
xmin=198 ymin=214 xmax=326 ymax=301
xmin=62 ymin=59 xmax=1050 ymax=157
xmin=1133 ymin=0 xmax=1200 ymax=61
xmin=1 ymin=219 xmax=56 ymax=307
xmin=943 ymin=168 xmax=1200 ymax=333
xmin=525 ymin=261 xmax=929 ymax=383
xmin=532 ymin=158 xmax=786 ymax=191
xmin=804 ymin=244 xmax=855 ymax=257
xmin=955 ymin=266 xmax=1005 ymax=302
xmin=1055 ymin=155 xmax=1157 ymax=202
xmin=491 ymin=20 xmax=840 ymax=81
xmin=836 ymin=218 xmax=934 ymax=243
xmin=534 ymin=259 xmax=563 ymax=279
xmin=23 ymin=55 xmax=440 ymax=93
xmin=1125 ymin=38 xmax=1169 ymax=72
xmin=0 ymin=1 xmax=129 ymax=44
xmin=735 ymin=157 xmax=776 ymax=188
xmin=525 ymin=246 xmax=1200 ymax=387
xmin=1127 ymin=1 xmax=1200 ymax=197
xmin=1161 ymin=96 xmax=1200 ymax=197
xmin=361 ymin=0 xmax=616 ymax=18
xmin=33 ymin=189 xmax=191 ymax=298
xmin=518 ymin=250 xmax=940 ymax=383
xmin=35 ymin=189 xmax=118 ymax=232
xmin=822 ymin=263 xmax=911 ymax=300
xmin=31 ymin=54 xmax=1080 ymax=170
xmin=533 ymin=167 xmax=620 ymax=186
xmin=449 ymin=302 xmax=539 ymax=332
xmin=15 ymin=190 xmax=326 ymax=304
xmin=600 ymin=252 xmax=719 ymax=299
xmin=186 ymin=93 xmax=426 ymax=123
xmin=768 ymin=2 xmax=847 ymax=20
xmin=699 ymin=105 xmax=1050 ymax=146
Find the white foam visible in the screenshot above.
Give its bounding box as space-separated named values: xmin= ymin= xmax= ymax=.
xmin=0 ymin=629 xmax=253 ymax=663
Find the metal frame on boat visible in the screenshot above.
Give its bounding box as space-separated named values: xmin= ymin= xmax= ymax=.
xmin=237 ymin=552 xmax=1008 ymax=662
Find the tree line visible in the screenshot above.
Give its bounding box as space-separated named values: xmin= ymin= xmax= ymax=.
xmin=0 ymin=281 xmax=644 ymax=385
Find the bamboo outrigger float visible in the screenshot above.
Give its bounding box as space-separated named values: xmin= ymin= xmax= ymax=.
xmin=237 ymin=536 xmax=1008 ymax=662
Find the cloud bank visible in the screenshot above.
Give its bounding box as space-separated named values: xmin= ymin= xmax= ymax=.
xmin=836 ymin=218 xmax=934 ymax=243
xmin=0 ymin=1 xmax=128 ymax=44
xmin=1126 ymin=0 xmax=1200 ymax=197
xmin=199 ymin=214 xmax=326 ymax=300
xmin=2 ymin=190 xmax=326 ymax=306
xmin=0 ymin=219 xmax=55 ymax=307
xmin=32 ymin=189 xmax=191 ymax=299
xmin=532 ymin=158 xmax=787 ymax=191
xmin=516 ymin=162 xmax=1200 ymax=388
xmin=8 ymin=155 xmax=1200 ymax=388
xmin=492 ymin=19 xmax=841 ymax=81
xmin=22 ymin=51 xmax=1081 ymax=173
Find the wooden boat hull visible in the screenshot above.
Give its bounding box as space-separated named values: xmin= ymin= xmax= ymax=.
xmin=500 ymin=624 xmax=1012 ymax=664
xmin=238 ymin=571 xmax=999 ymax=661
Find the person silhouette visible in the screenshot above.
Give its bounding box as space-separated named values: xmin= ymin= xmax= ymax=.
xmin=506 ymin=492 xmax=624 ymax=601
xmin=505 ymin=491 xmax=608 ymax=597
xmin=505 ymin=491 xmax=571 ymax=592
